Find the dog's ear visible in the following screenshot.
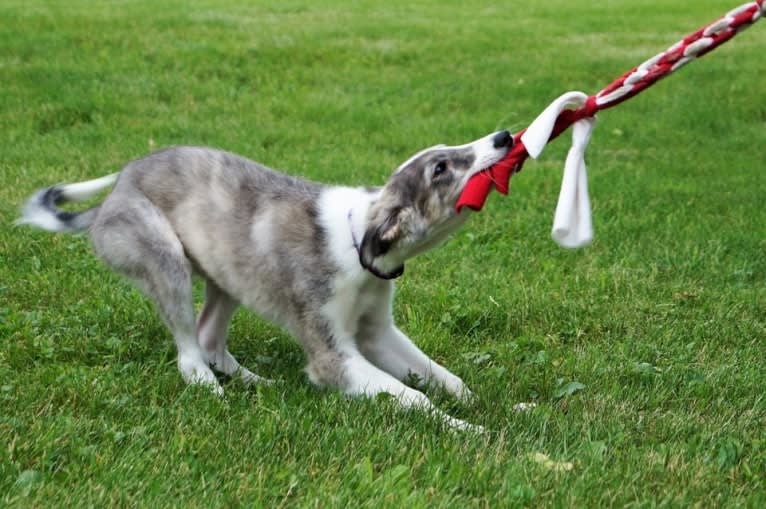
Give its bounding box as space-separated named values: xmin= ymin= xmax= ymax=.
xmin=359 ymin=208 xmax=402 ymax=268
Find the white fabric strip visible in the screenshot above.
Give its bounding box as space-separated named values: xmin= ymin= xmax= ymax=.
xmin=521 ymin=91 xmax=596 ymax=248
xmin=553 ymin=117 xmax=595 ymax=247
xmin=522 ymin=91 xmax=589 ymax=158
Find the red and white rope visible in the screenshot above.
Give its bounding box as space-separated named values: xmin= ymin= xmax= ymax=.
xmin=595 ymin=0 xmax=764 ymax=110
xmin=457 ymin=0 xmax=765 ymax=247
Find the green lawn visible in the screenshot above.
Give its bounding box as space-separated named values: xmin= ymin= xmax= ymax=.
xmin=2 ymin=0 xmax=765 ymax=506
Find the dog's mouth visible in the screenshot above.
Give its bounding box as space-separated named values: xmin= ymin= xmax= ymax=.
xmin=461 ymin=147 xmax=511 ymax=191
xmin=454 ymin=131 xmax=516 ymax=213
xmin=471 ymin=130 xmax=514 ymax=181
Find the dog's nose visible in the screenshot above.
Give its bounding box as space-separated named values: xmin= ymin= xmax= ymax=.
xmin=492 ymin=130 xmax=513 ymax=149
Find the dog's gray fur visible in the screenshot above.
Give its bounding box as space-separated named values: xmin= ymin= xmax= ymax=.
xmin=17 ymin=131 xmax=512 ymax=430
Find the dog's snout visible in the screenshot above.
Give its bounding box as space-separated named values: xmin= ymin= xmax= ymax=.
xmin=492 ymin=130 xmax=513 ymax=149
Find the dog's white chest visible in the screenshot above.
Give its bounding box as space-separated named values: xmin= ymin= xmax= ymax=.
xmin=322 ymin=274 xmax=391 ymax=345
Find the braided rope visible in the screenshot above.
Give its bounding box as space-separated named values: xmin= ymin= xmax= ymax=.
xmin=457 ymin=0 xmax=765 ymax=212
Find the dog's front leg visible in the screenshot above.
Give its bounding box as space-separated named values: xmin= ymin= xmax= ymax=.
xmin=303 ymin=329 xmax=477 ymax=431
xmin=361 ymin=325 xmax=473 ymax=402
xmin=342 ymin=353 xmax=478 ymax=432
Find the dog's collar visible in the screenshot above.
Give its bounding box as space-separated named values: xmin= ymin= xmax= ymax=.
xmin=348 ymin=209 xmax=404 ymax=280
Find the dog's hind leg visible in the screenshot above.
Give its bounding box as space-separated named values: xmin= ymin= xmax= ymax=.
xmin=197 ymin=279 xmax=272 ymax=385
xmin=91 ymin=198 xmax=222 ymax=395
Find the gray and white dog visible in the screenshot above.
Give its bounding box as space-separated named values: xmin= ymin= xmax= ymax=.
xmin=18 ymin=130 xmax=513 ymax=430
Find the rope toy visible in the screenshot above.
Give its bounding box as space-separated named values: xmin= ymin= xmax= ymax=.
xmin=457 ymin=0 xmax=765 ymax=248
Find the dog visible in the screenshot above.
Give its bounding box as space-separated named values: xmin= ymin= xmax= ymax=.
xmin=17 ymin=130 xmax=513 ymax=430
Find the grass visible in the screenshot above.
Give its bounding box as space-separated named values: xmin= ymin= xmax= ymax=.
xmin=1 ymin=0 xmax=765 ymax=506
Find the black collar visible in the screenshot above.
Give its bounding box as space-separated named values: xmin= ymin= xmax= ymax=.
xmin=348 ymin=209 xmax=404 ymax=280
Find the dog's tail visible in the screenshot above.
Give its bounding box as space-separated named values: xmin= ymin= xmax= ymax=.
xmin=16 ymin=173 xmax=119 ymax=233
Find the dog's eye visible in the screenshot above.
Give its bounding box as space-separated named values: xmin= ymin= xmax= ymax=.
xmin=433 ymin=162 xmax=447 ymax=177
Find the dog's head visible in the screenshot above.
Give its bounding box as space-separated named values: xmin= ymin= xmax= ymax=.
xmin=359 ymin=130 xmax=512 ymax=277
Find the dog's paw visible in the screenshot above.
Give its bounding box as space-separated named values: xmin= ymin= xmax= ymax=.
xmin=189 ymin=375 xmax=225 ymax=397
xmin=453 ymin=384 xmax=476 ymax=405
xmin=441 ymin=374 xmax=474 ymax=404
xmin=445 ymin=415 xmax=485 ymax=434
xmin=179 ymin=354 xmax=224 ymax=397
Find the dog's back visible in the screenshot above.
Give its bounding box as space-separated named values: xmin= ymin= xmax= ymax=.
xmin=95 ymin=147 xmax=342 ymax=328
